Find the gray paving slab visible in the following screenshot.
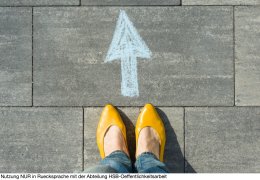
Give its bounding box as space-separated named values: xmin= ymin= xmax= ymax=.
xmin=81 ymin=0 xmax=180 ymax=5
xmin=0 ymin=8 xmax=32 ymax=106
xmin=183 ymin=0 xmax=260 ymax=5
xmin=0 ymin=108 xmax=83 ymax=173
xmin=185 ymin=107 xmax=260 ymax=173
xmin=235 ymin=7 xmax=260 ymax=106
xmin=0 ymin=0 xmax=79 ymax=6
xmin=84 ymin=107 xmax=184 ymax=173
xmin=34 ymin=7 xmax=234 ymax=106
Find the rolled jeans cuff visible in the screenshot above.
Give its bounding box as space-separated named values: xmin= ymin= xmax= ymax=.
xmin=135 ymin=152 xmax=169 ymax=173
xmin=100 ymin=150 xmax=132 ymax=173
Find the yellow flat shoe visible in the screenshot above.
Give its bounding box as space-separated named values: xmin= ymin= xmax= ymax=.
xmin=135 ymin=103 xmax=166 ymax=162
xmin=96 ymin=104 xmax=128 ymax=159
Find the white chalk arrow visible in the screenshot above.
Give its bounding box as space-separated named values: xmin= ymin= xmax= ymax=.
xmin=105 ymin=10 xmax=152 ymax=97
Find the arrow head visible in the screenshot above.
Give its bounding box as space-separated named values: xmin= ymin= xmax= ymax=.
xmin=105 ymin=10 xmax=152 ymax=62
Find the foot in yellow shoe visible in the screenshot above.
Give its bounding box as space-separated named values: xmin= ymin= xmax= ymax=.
xmin=96 ymin=104 xmax=129 ymax=159
xmin=104 ymin=126 xmax=129 ymax=157
xmin=136 ymin=127 xmax=160 ymax=159
xmin=135 ymin=103 xmax=166 ymax=161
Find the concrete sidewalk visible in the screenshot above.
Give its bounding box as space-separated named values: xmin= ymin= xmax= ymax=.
xmin=0 ymin=0 xmax=259 ymax=173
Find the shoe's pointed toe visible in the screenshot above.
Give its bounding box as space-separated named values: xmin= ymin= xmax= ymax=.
xmin=96 ymin=104 xmax=127 ymax=159
xmin=135 ymin=103 xmax=166 ymax=162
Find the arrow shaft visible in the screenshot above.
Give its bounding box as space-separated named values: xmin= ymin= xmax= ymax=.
xmin=106 ymin=10 xmax=152 ymax=97
xmin=121 ymin=54 xmax=139 ymax=97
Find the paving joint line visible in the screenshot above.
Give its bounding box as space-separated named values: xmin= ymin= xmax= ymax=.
xmin=1 ymin=105 xmax=259 ymax=108
xmin=0 ymin=5 xmax=259 ymax=7
xmin=82 ymin=107 xmax=85 ymax=171
xmin=56 ymin=5 xmax=184 ymax=7
xmin=31 ymin=7 xmax=34 ymax=107
xmin=0 ymin=5 xmax=193 ymax=8
xmin=181 ymin=5 xmax=259 ymax=7
xmin=183 ymin=107 xmax=186 ymax=173
xmin=0 ymin=5 xmax=80 ymax=7
xmin=233 ymin=6 xmax=236 ymax=107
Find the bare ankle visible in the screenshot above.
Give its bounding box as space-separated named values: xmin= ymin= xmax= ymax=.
xmin=104 ymin=126 xmax=129 ymax=157
xmin=136 ymin=127 xmax=160 ymax=159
